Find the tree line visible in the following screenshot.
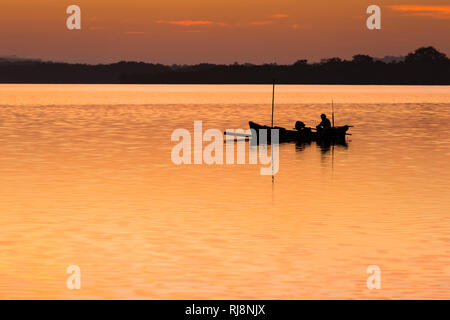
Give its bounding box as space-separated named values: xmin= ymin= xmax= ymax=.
xmin=1 ymin=47 xmax=448 ymax=84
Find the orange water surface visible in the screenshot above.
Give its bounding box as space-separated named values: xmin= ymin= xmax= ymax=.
xmin=0 ymin=85 xmax=449 ymax=299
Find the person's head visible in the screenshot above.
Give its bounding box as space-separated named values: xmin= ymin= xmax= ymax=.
xmin=321 ymin=114 xmax=327 ymax=120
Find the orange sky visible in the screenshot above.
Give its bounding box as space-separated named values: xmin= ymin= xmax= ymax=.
xmin=1 ymin=0 xmax=449 ymax=64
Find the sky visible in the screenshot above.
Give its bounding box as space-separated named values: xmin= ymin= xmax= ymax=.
xmin=1 ymin=0 xmax=449 ymax=64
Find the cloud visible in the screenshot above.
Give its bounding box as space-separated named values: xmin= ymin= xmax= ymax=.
xmin=250 ymin=20 xmax=273 ymax=26
xmin=156 ymin=20 xmax=214 ymax=26
xmin=271 ymin=14 xmax=288 ymax=19
xmin=176 ymin=30 xmax=209 ymax=33
xmin=389 ymin=5 xmax=450 ymax=19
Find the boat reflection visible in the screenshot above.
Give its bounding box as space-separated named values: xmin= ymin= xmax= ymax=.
xmin=311 ymin=139 xmax=348 ymax=154
xmin=249 ymin=136 xmax=349 ymax=154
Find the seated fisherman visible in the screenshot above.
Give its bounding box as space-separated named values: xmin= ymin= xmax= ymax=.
xmin=316 ymin=114 xmax=331 ymax=130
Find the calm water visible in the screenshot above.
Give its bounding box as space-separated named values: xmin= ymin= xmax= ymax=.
xmin=0 ymin=84 xmax=449 ymax=299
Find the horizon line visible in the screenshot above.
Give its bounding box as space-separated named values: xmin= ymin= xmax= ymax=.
xmin=1 ymin=46 xmax=447 ymax=66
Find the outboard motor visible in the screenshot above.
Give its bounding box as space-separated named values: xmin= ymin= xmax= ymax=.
xmin=295 ymin=121 xmax=306 ymax=131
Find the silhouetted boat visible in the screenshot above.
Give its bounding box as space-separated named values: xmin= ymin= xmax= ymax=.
xmin=223 ymin=81 xmax=352 ymax=143
xmin=248 ymin=121 xmax=350 ymax=143
xmin=245 ymin=81 xmax=351 ymax=143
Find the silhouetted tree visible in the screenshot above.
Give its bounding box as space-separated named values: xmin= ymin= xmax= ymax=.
xmin=352 ymin=54 xmax=374 ymax=64
xmin=405 ymin=46 xmax=448 ymax=64
xmin=320 ymin=57 xmax=343 ymax=65
xmin=293 ymin=59 xmax=308 ymax=66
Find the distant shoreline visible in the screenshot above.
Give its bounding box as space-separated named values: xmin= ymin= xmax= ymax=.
xmin=1 ymin=47 xmax=449 ymax=85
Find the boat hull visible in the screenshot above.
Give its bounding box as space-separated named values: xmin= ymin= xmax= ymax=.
xmin=249 ymin=121 xmax=349 ymax=143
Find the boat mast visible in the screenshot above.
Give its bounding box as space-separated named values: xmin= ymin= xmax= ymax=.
xmin=271 ymin=80 xmax=275 ymax=128
xmin=332 ymin=99 xmax=335 ymax=127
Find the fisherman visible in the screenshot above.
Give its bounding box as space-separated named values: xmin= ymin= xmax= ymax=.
xmin=316 ymin=114 xmax=332 ymax=130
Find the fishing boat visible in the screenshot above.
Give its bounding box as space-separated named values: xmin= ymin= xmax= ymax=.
xmin=247 ymin=81 xmax=351 ymax=143
xmin=248 ymin=121 xmax=350 ymax=143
